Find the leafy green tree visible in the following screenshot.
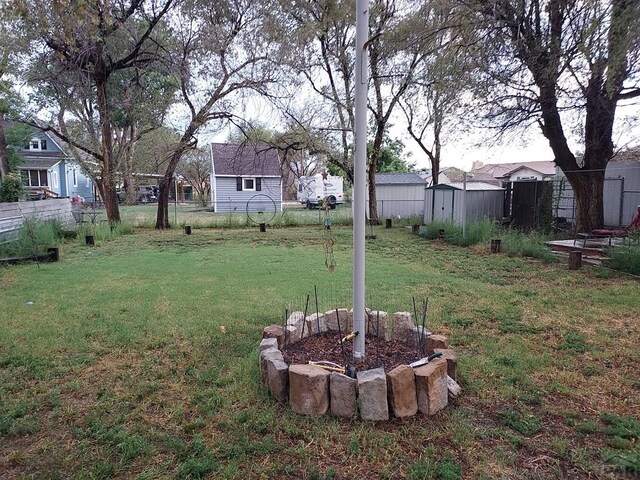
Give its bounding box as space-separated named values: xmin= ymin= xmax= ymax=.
xmin=371 ymin=138 xmax=415 ymax=173
xmin=464 ymin=0 xmax=640 ymax=231
xmin=10 ymin=0 xmax=175 ymax=222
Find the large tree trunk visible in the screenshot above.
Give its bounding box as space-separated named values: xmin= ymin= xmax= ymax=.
xmin=570 ymin=171 xmax=605 ymax=232
xmin=367 ymin=123 xmax=385 ymax=224
xmin=94 ymin=56 xmax=121 ymax=223
xmin=0 ymin=112 xmax=9 ymax=179
xmin=156 ymin=177 xmax=171 ymax=229
xmin=155 ymin=124 xmax=198 ymax=229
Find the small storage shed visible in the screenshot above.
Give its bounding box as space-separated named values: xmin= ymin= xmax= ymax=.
xmin=210 ymin=143 xmax=282 ymax=212
xmin=374 ymin=172 xmax=427 ymax=218
xmin=424 ymin=182 xmax=505 ymax=225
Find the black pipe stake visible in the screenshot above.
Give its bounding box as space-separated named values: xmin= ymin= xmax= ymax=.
xmin=412 ymin=297 xmax=420 ymax=356
xmin=423 ymin=298 xmax=429 ymax=344
xmin=283 ymin=307 xmax=289 ymax=348
xmin=300 ymin=294 xmax=310 ymax=340
xmin=336 ymin=308 xmax=347 ymax=367
xmin=420 ymin=298 xmax=428 ymax=353
xmin=314 ymin=285 xmax=320 ymax=335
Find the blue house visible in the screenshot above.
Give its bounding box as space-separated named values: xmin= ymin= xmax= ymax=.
xmin=10 ymin=122 xmax=96 ymax=202
xmin=210 ymin=143 xmax=282 ymax=212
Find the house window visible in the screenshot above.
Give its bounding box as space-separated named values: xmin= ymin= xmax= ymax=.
xmin=243 ymin=178 xmax=255 ymax=191
xmin=52 ymin=171 xmax=58 ymax=189
xmin=86 ymin=175 xmax=91 ymax=187
xmin=236 ymin=177 xmax=262 ymax=192
xmin=21 ymin=169 xmax=49 ymax=187
xmin=29 ymin=138 xmax=47 ymax=151
xmin=72 ymin=168 xmax=78 ymax=187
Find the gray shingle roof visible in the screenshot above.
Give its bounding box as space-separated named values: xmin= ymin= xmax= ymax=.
xmin=19 ymin=157 xmax=62 ymax=169
xmin=211 ymin=143 xmax=281 ymax=176
xmin=375 ymin=172 xmax=426 ymax=185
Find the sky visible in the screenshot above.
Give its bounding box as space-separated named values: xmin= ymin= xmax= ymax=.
xmin=195 ymin=87 xmax=640 ymax=174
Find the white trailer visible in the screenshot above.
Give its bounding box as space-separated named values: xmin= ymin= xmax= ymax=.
xmin=297 ymin=175 xmax=345 ymax=209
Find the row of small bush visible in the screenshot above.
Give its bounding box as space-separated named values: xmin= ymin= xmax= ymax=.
xmin=0 ymin=217 xmax=65 ymax=258
xmin=419 ymin=219 xmax=557 ymax=262
xmin=606 ymin=242 xmax=640 ymax=276
xmin=0 ymin=217 xmax=136 ymax=259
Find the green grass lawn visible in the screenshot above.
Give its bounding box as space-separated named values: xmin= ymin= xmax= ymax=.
xmin=1 ymin=226 xmax=639 ymax=479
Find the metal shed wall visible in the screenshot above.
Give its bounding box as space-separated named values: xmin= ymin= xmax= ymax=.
xmin=424 ymin=187 xmax=504 ymax=225
xmin=375 ymin=184 xmax=425 ymax=218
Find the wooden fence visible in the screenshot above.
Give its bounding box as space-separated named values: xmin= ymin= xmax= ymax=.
xmin=0 ymin=199 xmax=74 ymax=245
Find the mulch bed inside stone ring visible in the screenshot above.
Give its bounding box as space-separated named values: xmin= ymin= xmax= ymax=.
xmin=282 ymin=331 xmax=423 ymax=372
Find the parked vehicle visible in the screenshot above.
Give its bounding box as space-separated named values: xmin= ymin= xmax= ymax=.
xmin=137 ymin=185 xmax=158 ymax=203
xmin=297 ymin=174 xmax=344 ymax=209
xmin=116 ymin=185 xmax=158 ymax=203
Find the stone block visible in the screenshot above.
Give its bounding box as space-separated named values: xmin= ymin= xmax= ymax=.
xmin=330 ymin=373 xmax=357 ymax=418
xmin=306 ymin=313 xmax=327 ymax=335
xmin=285 ymin=325 xmax=300 ymax=344
xmin=262 ymin=325 xmax=285 ymax=349
xmin=434 ymin=348 xmax=457 ymax=381
xmin=287 ymin=311 xmax=307 ymax=338
xmin=267 ymin=358 xmax=289 ymax=403
xmin=289 ymin=365 xmax=330 ymax=416
xmin=259 ymin=347 xmax=284 ymax=385
xmin=393 ymin=311 xmax=413 ymax=331
xmin=357 ymin=368 xmax=389 ymax=421
xmin=414 ymin=358 xmax=448 ymax=416
xmin=395 ymin=325 xmax=430 ymax=351
xmin=365 ymin=310 xmax=390 ymax=340
xmin=426 ymin=334 xmax=448 ymax=354
xmin=387 ymin=365 xmax=418 ymax=418
xmin=259 ymin=337 xmax=279 ymax=353
xmin=287 ymin=311 xmax=305 ymax=325
xmin=324 ymin=308 xmax=349 ymax=332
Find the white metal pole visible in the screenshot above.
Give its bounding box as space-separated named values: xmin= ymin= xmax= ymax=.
xmin=353 ymin=0 xmax=368 ymax=361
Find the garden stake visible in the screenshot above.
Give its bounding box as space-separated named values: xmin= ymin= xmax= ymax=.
xmin=283 ymin=307 xmax=288 ymax=348
xmin=412 ymin=297 xmax=421 ymax=357
xmin=300 ymin=294 xmax=310 ymax=340
xmin=420 ymin=298 xmax=428 ymax=353
xmin=314 ymin=285 xmax=320 ymax=335
xmin=335 ymin=308 xmax=348 ymax=367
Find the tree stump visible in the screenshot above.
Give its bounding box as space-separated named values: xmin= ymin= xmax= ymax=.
xmin=491 ymin=239 xmax=502 ymax=253
xmin=385 ymin=218 xmax=392 ymax=229
xmin=568 ymin=250 xmax=582 ymax=270
xmin=85 ymin=235 xmax=95 ymax=246
xmin=184 ymin=225 xmax=192 ymax=235
xmin=411 ymin=224 xmax=420 ymax=234
xmin=259 ymin=223 xmax=267 ymax=233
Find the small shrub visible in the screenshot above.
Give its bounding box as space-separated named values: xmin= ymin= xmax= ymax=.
xmin=605 ymin=244 xmax=640 ymax=276
xmin=0 ymin=217 xmax=63 ymax=258
xmin=500 ymin=229 xmax=557 ymax=262
xmin=0 ymin=174 xmax=24 ymax=202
